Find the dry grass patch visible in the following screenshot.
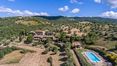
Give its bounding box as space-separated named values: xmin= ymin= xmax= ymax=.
xmin=0 ymin=50 xmax=24 ymax=64
xmin=95 ymin=38 xmax=117 ymax=49
xmin=15 ymin=20 xmax=39 ymax=26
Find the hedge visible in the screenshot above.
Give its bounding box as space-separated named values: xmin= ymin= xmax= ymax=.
xmin=65 ymin=48 xmax=75 ymax=66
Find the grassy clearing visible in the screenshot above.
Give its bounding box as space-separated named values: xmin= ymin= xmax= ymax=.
xmin=95 ymin=38 xmax=117 ymax=49
xmin=94 ymin=38 xmax=117 ymax=53
xmin=15 ymin=20 xmax=39 ymax=26
xmin=0 ymin=50 xmax=24 ymax=64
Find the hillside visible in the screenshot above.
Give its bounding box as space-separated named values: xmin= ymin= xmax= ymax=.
xmin=0 ymin=16 xmax=117 ymax=66
xmin=0 ymin=16 xmax=117 ymax=48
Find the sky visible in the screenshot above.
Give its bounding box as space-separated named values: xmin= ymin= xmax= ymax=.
xmin=0 ymin=0 xmax=117 ymax=18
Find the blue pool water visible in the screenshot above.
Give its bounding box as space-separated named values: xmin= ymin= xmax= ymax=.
xmin=85 ymin=52 xmax=101 ymax=63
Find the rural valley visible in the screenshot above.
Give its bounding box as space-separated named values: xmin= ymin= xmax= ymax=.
xmin=0 ymin=16 xmax=117 ymax=66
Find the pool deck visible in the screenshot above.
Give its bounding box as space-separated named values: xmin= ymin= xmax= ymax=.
xmin=82 ymin=50 xmax=106 ymax=66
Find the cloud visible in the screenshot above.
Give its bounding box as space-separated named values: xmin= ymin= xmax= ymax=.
xmin=70 ymin=0 xmax=78 ymax=3
xmin=93 ymin=0 xmax=117 ymax=8
xmin=70 ymin=0 xmax=83 ymax=5
xmin=58 ymin=6 xmax=69 ymax=12
xmin=94 ymin=0 xmax=101 ymax=3
xmin=71 ymin=8 xmax=80 ymax=14
xmin=8 ymin=0 xmax=15 ymax=2
xmin=0 ymin=6 xmax=49 ymax=16
xmin=78 ymin=2 xmax=84 ymax=5
xmin=107 ymin=0 xmax=117 ymax=8
xmin=101 ymin=11 xmax=117 ymax=19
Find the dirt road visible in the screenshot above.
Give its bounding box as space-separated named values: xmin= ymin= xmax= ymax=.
xmin=0 ymin=45 xmax=62 ymax=66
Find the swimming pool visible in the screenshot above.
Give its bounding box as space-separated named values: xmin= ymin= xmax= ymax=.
xmin=85 ymin=52 xmax=101 ymax=63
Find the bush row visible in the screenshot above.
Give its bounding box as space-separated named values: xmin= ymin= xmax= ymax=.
xmin=64 ymin=48 xmax=75 ymax=66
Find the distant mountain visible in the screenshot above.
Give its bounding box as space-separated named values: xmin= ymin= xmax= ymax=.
xmin=33 ymin=16 xmax=117 ymax=23
xmin=1 ymin=16 xmax=117 ymax=23
xmin=34 ymin=16 xmax=64 ymax=20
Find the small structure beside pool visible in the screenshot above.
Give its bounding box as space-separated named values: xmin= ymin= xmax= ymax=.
xmin=72 ymin=41 xmax=81 ymax=48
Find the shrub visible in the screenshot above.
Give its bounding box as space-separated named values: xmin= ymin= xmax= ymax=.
xmin=20 ymin=49 xmax=28 ymax=54
xmin=52 ymin=46 xmax=59 ymax=54
xmin=47 ymin=57 xmax=53 ymax=66
xmin=65 ymin=59 xmax=75 ymax=66
xmin=65 ymin=48 xmax=75 ymax=66
xmin=0 ymin=51 xmax=4 ymax=58
xmin=47 ymin=56 xmax=52 ymax=63
xmin=42 ymin=49 xmax=49 ymax=54
xmin=25 ymin=34 xmax=33 ymax=44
